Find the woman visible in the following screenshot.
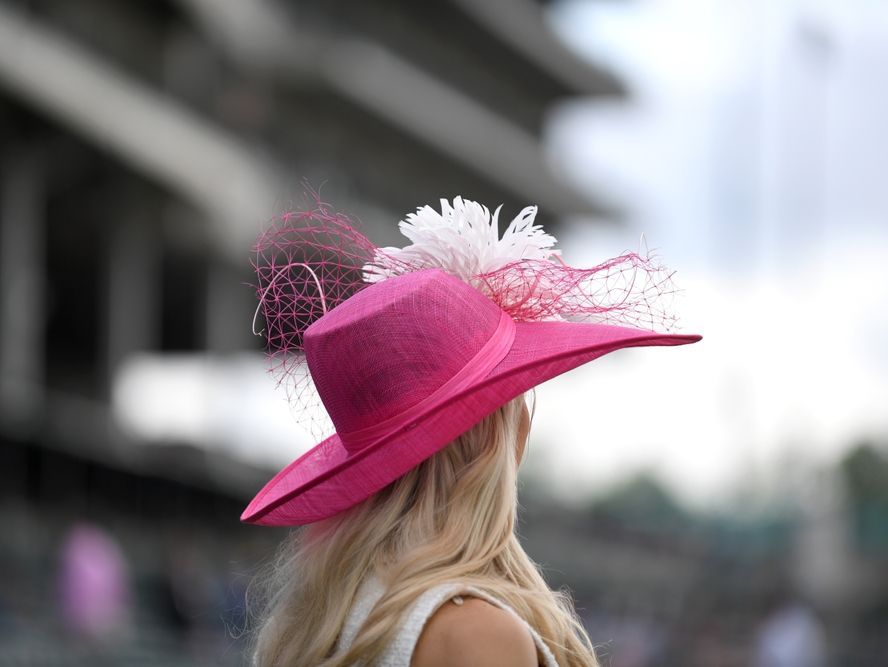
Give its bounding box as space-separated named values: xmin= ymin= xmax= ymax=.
xmin=244 ymin=197 xmax=700 ymax=666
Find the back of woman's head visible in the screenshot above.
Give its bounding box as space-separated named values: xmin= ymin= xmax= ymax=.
xmin=250 ymin=395 xmax=598 ymax=667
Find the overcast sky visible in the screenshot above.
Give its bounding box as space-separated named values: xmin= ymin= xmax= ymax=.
xmin=528 ymin=0 xmax=888 ymax=508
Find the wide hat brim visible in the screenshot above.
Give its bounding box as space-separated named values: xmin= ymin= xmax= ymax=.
xmin=242 ymin=321 xmax=701 ymax=525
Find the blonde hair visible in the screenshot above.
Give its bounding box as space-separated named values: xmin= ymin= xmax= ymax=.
xmin=249 ymin=395 xmax=599 ymax=666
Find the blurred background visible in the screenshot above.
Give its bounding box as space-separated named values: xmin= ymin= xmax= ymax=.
xmin=1 ymin=0 xmax=886 ymax=665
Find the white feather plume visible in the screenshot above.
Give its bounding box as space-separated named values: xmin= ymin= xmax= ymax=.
xmin=363 ymin=197 xmax=559 ymax=287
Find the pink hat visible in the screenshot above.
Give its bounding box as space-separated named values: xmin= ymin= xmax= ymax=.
xmin=242 ymin=197 xmax=701 ymax=526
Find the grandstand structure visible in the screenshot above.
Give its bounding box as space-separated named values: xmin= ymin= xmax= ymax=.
xmin=0 ymin=2 xmax=627 ymax=662
xmin=0 ymin=0 xmax=623 ymax=492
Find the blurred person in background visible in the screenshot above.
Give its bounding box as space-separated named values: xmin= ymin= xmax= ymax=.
xmin=241 ymin=197 xmax=700 ymax=666
xmin=57 ymin=522 xmax=131 ymax=647
xmin=754 ymin=596 xmax=826 ymax=667
xmin=164 ymin=539 xmax=231 ymax=662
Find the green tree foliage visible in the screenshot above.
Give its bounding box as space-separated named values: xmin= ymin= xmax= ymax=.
xmin=841 ymin=441 xmax=888 ymax=551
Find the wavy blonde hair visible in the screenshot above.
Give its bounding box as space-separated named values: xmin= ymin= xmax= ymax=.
xmin=249 ymin=395 xmax=599 ymax=666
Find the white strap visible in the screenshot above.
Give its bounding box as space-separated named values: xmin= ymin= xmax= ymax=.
xmin=339 ymin=578 xmax=559 ymax=667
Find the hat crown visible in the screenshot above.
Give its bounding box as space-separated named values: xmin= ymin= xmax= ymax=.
xmin=304 ymin=270 xmax=503 ymax=438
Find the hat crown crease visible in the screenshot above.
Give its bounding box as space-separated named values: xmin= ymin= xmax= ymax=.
xmin=337 ymin=310 xmax=515 ymax=453
xmin=303 ymin=270 xmax=509 ymax=443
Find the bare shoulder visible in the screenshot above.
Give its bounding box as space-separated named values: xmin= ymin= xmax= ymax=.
xmin=411 ymin=596 xmax=538 ymax=667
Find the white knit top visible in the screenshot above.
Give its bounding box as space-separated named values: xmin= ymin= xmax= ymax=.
xmin=337 ymin=577 xmax=559 ymax=667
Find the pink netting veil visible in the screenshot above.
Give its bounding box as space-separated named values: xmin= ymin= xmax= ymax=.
xmin=476 ymin=245 xmax=677 ymax=330
xmin=252 ymin=200 xmax=382 ymax=438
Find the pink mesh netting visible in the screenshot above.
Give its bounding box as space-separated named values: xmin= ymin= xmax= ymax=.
xmin=252 ymin=199 xmax=383 ymax=438
xmin=476 ymin=249 xmax=678 ymax=330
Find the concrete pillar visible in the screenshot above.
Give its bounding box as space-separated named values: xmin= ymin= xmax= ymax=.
xmin=104 ymin=212 xmax=159 ymax=394
xmin=0 ymin=151 xmax=46 ymax=429
xmin=205 ymin=260 xmax=253 ymax=353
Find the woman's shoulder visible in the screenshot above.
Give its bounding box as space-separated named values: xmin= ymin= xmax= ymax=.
xmin=411 ymin=595 xmax=538 ymax=667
